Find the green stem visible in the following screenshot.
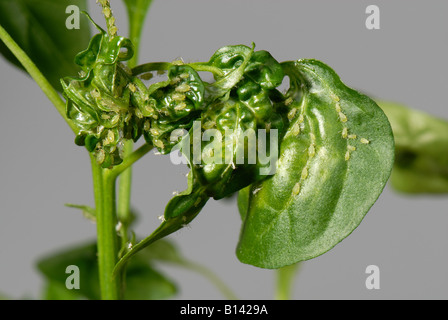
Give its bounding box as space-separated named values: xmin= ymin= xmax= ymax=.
xmin=275 ymin=263 xmax=301 ymax=300
xmin=91 ymin=155 xmax=121 ymax=299
xmin=117 ymin=140 xmax=134 ymax=251
xmin=124 ymin=0 xmax=154 ymax=68
xmin=0 ymin=24 xmax=77 ymax=134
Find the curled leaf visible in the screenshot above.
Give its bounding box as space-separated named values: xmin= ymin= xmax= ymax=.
xmin=236 ymin=59 xmax=394 ymax=268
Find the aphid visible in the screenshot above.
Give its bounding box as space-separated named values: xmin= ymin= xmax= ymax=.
xmin=108 ymin=17 xmax=116 ymax=28
xmin=176 ymin=83 xmax=191 ymax=93
xmin=101 ymin=114 xmax=110 ymax=120
xmin=124 ymin=112 xmax=132 ymax=123
xmin=335 ymin=102 xmax=342 ymax=113
xmin=292 ymin=182 xmax=301 ymax=196
xmin=106 ymin=130 xmax=115 ymax=143
xmin=338 ymin=112 xmax=347 ymax=123
xmin=301 ymin=167 xmax=308 ymax=180
xmin=109 ymin=26 xmax=118 ymax=36
xmin=348 ymin=134 xmax=357 ymax=139
xmin=330 ymin=93 xmax=340 ymax=102
xmin=285 ymin=97 xmax=293 ymax=106
xmin=150 ymin=128 xmax=160 ymax=136
xmin=298 ymin=114 xmax=304 ymax=123
xmin=287 ymin=108 xmax=297 ymax=120
xmin=203 ymin=121 xmax=215 ymax=130
xmin=144 ymin=120 xmax=151 ymax=131
xmin=153 ymin=139 xmax=164 ymax=149
xmin=345 ymin=151 xmax=350 ymax=161
xmin=144 ymin=104 xmax=155 ymax=114
xmin=347 ymin=145 xmax=356 ymax=151
xmin=291 ymin=122 xmax=300 ymax=136
xmin=180 ymin=73 xmax=190 ymax=79
xmin=115 ymin=221 xmax=122 ymax=232
xmin=342 ymin=127 xmax=348 ymax=138
xmin=360 ymin=138 xmax=370 ymax=144
xmin=172 ymin=92 xmax=186 ymax=101
xmin=174 ymin=102 xmax=187 ymax=111
xmin=308 ymin=145 xmax=315 ymax=157
xmin=128 ymin=83 xmax=136 ymax=93
xmin=170 ymin=77 xmax=181 ymax=85
xmin=96 ymin=149 xmax=106 ymax=164
xmin=135 ymin=108 xmax=143 ymax=119
xmin=310 ymin=133 xmax=316 ymax=142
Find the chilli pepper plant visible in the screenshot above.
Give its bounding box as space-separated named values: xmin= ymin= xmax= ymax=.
xmin=4 ymin=0 xmax=432 ymax=300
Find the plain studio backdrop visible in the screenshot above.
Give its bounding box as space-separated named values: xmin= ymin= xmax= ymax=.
xmin=1 ymin=0 xmax=448 ymax=300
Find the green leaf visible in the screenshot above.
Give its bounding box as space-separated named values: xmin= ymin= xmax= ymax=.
xmin=378 ymin=101 xmax=448 ymax=193
xmin=236 ymin=59 xmax=394 ymax=268
xmin=0 ymin=0 xmax=91 ymax=91
xmin=37 ymin=241 xmax=177 ymax=300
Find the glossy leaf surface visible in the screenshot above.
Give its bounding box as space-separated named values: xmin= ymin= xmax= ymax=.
xmin=0 ymin=0 xmax=90 ymax=91
xmin=237 ymin=60 xmax=394 ymax=268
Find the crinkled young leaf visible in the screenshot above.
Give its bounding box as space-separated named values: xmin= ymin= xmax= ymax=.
xmin=143 ymin=65 xmax=205 ymax=154
xmin=0 ymin=0 xmax=90 ymax=92
xmin=193 ymin=97 xmax=285 ymax=199
xmin=236 ymin=59 xmax=394 ymax=268
xmin=378 ymin=101 xmax=448 ymax=193
xmin=205 ymin=44 xmax=254 ymax=100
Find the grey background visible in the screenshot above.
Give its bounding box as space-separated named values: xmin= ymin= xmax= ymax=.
xmin=1 ymin=0 xmax=448 ymax=299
